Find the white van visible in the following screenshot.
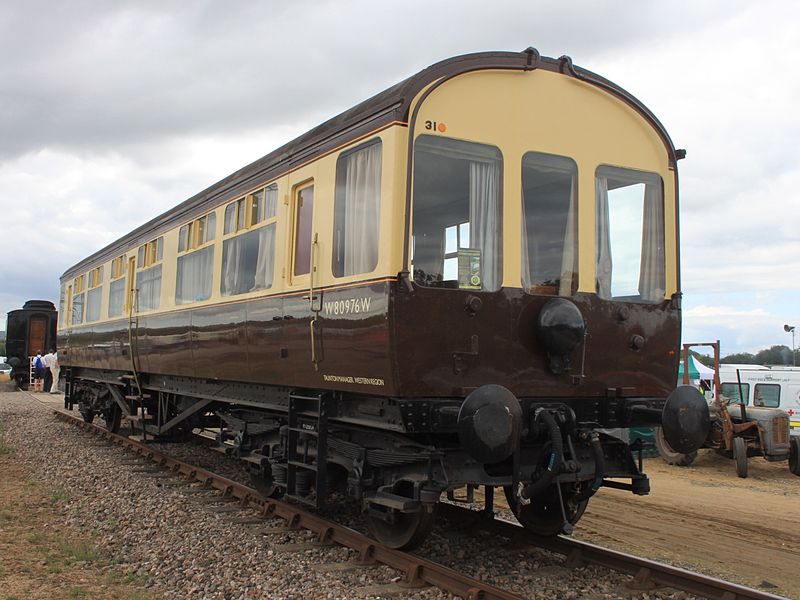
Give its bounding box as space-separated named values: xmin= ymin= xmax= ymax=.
xmin=718 ymin=365 xmax=800 ymax=436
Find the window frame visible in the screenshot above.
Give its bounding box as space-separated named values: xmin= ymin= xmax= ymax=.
xmin=520 ymin=151 xmax=579 ymax=297
xmin=410 ymin=134 xmax=504 ymax=292
xmin=332 ymin=138 xmax=383 ymax=278
xmin=595 ymin=165 xmax=665 ymax=304
xmin=220 ymin=183 xmax=280 ymax=297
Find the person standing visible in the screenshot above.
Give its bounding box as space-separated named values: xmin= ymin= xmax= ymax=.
xmin=33 ymin=351 xmax=46 ymax=391
xmin=49 ymin=350 xmax=60 ymax=394
xmin=43 ymin=349 xmax=55 ymax=393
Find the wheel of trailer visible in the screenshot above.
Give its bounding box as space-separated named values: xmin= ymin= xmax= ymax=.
xmin=732 ymin=436 xmax=748 ymax=478
xmin=503 ymin=483 xmax=588 ymax=537
xmin=365 ymin=484 xmax=437 ymax=550
xmin=100 ymin=403 xmax=121 ymax=433
xmin=654 ymin=426 xmax=697 ymax=467
xmin=789 ymin=436 xmax=800 ymax=477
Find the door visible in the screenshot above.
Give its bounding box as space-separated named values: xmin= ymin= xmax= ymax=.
xmin=28 ymin=316 xmax=46 ymax=356
xmin=288 ymin=181 xmax=323 ymax=370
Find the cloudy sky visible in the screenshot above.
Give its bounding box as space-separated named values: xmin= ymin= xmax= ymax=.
xmin=1 ymin=1 xmax=798 ymax=355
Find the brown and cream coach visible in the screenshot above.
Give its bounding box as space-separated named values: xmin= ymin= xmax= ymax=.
xmin=59 ymin=48 xmax=709 ymax=549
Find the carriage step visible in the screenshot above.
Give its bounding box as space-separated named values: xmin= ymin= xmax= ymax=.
xmin=364 ymin=491 xmax=418 ymax=511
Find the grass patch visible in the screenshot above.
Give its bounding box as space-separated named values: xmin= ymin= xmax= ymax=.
xmin=66 ymin=588 xmax=88 ymax=599
xmin=50 ymin=487 xmax=70 ymax=504
xmin=58 ymin=538 xmax=99 ymax=564
xmin=0 ymin=423 xmax=10 ymax=456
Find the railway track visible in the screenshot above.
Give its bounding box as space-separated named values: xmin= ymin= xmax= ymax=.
xmin=51 ymin=408 xmax=787 ymax=600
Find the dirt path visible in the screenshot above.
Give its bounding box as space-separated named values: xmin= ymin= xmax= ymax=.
xmin=574 ymin=451 xmax=800 ymax=598
xmin=0 ymin=410 xmax=156 ymax=599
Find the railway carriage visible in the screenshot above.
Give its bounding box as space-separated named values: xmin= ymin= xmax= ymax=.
xmin=59 ymin=49 xmax=708 ymax=549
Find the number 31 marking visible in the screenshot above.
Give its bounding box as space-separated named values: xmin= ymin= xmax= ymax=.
xmin=425 ymin=121 xmax=447 ymax=133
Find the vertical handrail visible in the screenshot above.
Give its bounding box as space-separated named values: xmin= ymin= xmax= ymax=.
xmin=308 ymin=233 xmax=322 ymax=371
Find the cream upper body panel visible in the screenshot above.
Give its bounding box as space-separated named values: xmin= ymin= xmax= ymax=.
xmin=409 ymin=68 xmax=677 ymax=296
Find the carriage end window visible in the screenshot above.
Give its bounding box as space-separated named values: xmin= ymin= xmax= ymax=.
xmin=411 ymin=135 xmax=502 ymax=291
xmin=333 ymin=139 xmax=382 ymax=277
xmin=522 ymin=152 xmax=577 ymax=296
xmin=596 ymin=166 xmax=664 ymax=303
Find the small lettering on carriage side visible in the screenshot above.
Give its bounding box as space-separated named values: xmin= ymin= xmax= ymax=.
xmin=323 ymin=297 xmax=371 ymax=316
xmin=323 ymin=374 xmax=385 ymax=387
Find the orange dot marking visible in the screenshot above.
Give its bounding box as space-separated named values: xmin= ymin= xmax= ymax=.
xmin=437 ymin=122 xmax=447 ymax=133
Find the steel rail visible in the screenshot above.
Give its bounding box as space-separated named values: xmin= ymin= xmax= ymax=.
xmin=437 ymin=503 xmax=788 ymax=600
xmin=52 ymin=410 xmax=522 ymax=600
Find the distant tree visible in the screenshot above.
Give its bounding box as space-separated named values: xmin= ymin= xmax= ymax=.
xmin=720 ymin=352 xmax=756 ymax=364
xmin=755 ymin=344 xmax=793 ymax=365
xmin=0 ymin=340 xmax=4 ymax=356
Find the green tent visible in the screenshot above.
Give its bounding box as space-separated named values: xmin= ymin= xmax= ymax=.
xmin=677 ymin=360 xmax=700 ymax=380
xmin=677 ymin=355 xmax=714 ymax=380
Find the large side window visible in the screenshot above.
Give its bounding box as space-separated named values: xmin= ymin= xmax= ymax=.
xmin=59 ymin=283 xmax=66 ymax=327
xmin=333 ymin=139 xmax=382 ymax=277
xmin=522 ymin=152 xmax=578 ymax=296
xmin=221 ymin=184 xmax=278 ymax=296
xmin=72 ymin=275 xmax=85 ymax=325
xmin=108 ymin=255 xmax=127 ymax=318
xmin=596 ymin=166 xmax=664 ymax=303
xmin=177 ymin=212 xmax=216 ymax=304
xmin=412 ymin=135 xmax=502 ymax=291
xmin=754 ymin=383 xmax=780 ymax=408
xmin=135 ymin=236 xmax=163 ymax=311
xmin=85 ymin=266 xmax=103 ymax=322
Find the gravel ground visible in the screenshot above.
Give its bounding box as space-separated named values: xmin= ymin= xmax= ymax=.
xmin=1 ymin=391 xmax=699 ymax=599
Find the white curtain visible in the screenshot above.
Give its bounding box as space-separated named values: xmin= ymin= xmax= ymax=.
xmin=342 ymin=143 xmax=381 ymax=276
xmin=176 ymin=246 xmax=213 ymax=303
xmin=595 ymin=177 xmax=612 ymax=300
xmin=558 ymin=177 xmax=578 ymax=296
xmin=638 ymin=185 xmax=665 ymax=301
xmin=137 ymin=265 xmax=162 ymax=311
xmin=222 ymin=237 xmax=244 ymax=296
xmin=469 ymin=161 xmax=500 ymax=291
xmin=251 ymin=224 xmax=276 ymax=291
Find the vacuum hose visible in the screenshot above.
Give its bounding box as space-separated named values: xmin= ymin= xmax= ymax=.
xmin=575 ymin=432 xmax=605 ymax=502
xmin=521 ymin=410 xmax=563 ymax=499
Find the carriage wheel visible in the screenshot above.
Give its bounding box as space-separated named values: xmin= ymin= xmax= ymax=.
xmin=79 ymin=407 xmax=95 ymax=424
xmin=365 ymin=482 xmax=437 ymax=550
xmin=248 ymin=466 xmax=284 ymax=499
xmin=503 ymin=483 xmax=588 ymax=536
xmin=366 ymin=503 xmax=437 ymax=550
xmin=101 ymin=403 xmax=121 ymax=433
